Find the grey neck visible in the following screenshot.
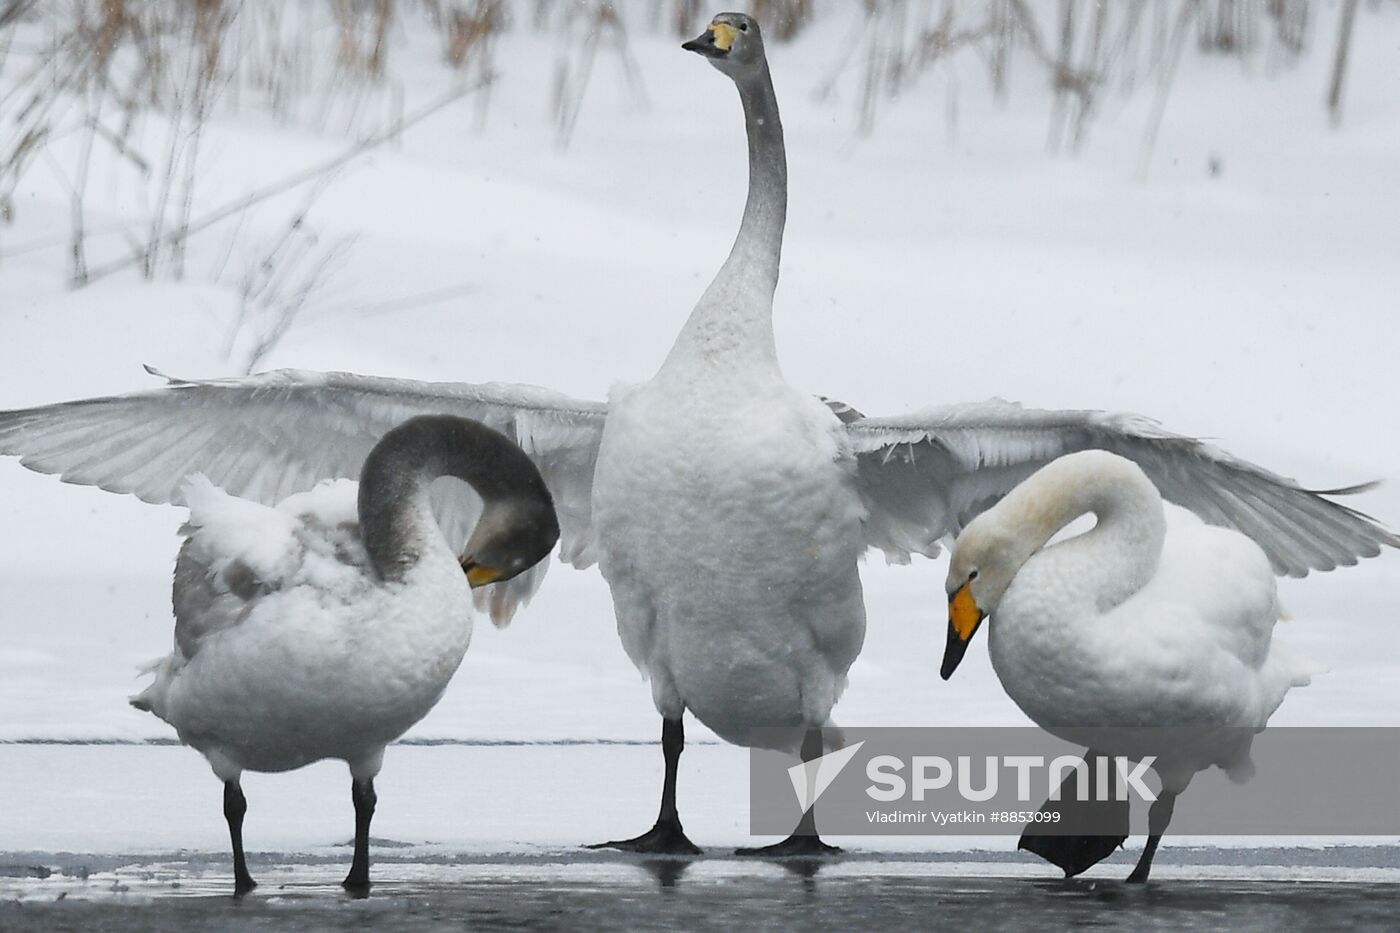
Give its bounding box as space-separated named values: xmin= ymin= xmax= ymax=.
xmin=663 ymin=63 xmax=787 ymax=374
xmin=357 ymin=417 xmax=545 ymax=583
xmin=733 ymin=65 xmax=788 ymax=286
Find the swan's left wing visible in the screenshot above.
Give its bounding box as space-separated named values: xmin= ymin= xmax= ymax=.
xmin=0 ymin=367 xmax=608 ymax=624
xmin=844 ymin=398 xmax=1399 ymax=577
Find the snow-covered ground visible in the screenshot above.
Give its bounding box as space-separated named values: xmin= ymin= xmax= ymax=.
xmin=2 ymin=6 xmax=1398 ymax=862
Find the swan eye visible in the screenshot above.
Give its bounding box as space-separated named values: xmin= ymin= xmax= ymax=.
xmin=739 ymin=23 xmax=748 ymax=31
xmin=968 ymin=570 xmax=979 ymax=581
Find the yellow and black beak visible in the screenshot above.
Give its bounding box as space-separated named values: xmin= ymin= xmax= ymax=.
xmin=940 ymin=582 xmax=986 ymax=680
xmin=681 ymin=22 xmax=737 ymax=58
xmin=461 ymin=558 xmax=506 ymax=589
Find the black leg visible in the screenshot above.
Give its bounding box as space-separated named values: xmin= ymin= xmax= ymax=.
xmin=343 ymin=778 xmax=377 ymax=896
xmin=586 ymin=717 xmax=702 ymax=854
xmin=223 ymin=780 xmax=256 ymax=896
xmin=1018 ymin=748 xmax=1129 ymax=877
xmin=735 ymin=728 xmax=842 ymax=857
xmin=1126 ymin=790 xmax=1177 ymax=883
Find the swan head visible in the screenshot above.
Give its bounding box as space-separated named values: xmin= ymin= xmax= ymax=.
xmin=459 ymin=496 xmax=560 ymax=589
xmin=682 ymin=13 xmax=766 ymax=76
xmin=940 ymin=517 xmax=1022 ymax=681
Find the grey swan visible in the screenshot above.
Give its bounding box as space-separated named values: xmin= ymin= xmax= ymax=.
xmin=132 ymin=415 xmax=557 ymax=894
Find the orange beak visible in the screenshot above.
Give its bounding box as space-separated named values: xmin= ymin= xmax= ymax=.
xmin=461 ymin=559 xmax=506 ymax=588
xmin=941 ymin=581 xmax=985 ymax=680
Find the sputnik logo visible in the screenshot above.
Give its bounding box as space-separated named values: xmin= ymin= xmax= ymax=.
xmin=788 ymin=741 xmax=865 ymax=811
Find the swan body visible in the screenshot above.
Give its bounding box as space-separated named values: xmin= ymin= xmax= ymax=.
xmin=994 ymin=508 xmax=1295 ymax=771
xmin=132 ymin=415 xmax=558 ymax=893
xmin=595 ymin=372 xmax=866 ymax=748
xmin=942 ymin=449 xmax=1310 ymax=879
xmin=135 ymin=476 xmax=472 ymax=778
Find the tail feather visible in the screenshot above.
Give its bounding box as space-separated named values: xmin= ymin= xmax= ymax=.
xmin=130 ymin=655 xmax=173 ymax=715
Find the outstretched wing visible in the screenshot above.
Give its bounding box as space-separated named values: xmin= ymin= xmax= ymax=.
xmin=845 ymin=398 xmax=1398 ymax=577
xmin=0 ymin=367 xmax=609 ymax=623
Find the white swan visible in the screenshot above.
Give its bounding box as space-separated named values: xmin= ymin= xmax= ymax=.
xmin=132 ymin=415 xmax=558 ymax=894
xmin=940 ymin=449 xmax=1311 ymax=882
xmin=586 ymin=12 xmax=866 ymax=855
xmin=0 ymin=13 xmax=1393 ymax=854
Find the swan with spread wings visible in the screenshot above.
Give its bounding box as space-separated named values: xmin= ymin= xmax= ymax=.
xmin=1 ymin=12 xmax=1395 ymax=854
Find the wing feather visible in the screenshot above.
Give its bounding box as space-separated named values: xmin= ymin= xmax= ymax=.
xmin=845 ymin=398 xmax=1398 ymax=576
xmin=0 ymin=368 xmax=608 ymax=623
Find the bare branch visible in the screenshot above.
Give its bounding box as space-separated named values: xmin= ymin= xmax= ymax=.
xmin=82 ymin=77 xmax=489 ymax=286
xmin=1137 ymin=1 xmax=1199 ymax=181
xmin=1326 ymin=0 xmax=1359 ymax=128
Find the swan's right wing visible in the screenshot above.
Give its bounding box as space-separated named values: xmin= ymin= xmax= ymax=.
xmin=0 ymin=367 xmax=608 ymax=624
xmin=844 ymin=398 xmax=1399 ymax=577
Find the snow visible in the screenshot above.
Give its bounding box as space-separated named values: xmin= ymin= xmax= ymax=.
xmin=1 ymin=3 xmax=1399 ymax=859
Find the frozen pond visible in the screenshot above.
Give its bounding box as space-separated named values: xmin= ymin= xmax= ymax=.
xmin=3 ymin=859 xmax=1399 ymax=932
xmin=4 ymin=745 xmax=1397 ymax=929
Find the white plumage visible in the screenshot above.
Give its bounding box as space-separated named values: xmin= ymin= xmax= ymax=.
xmin=129 ymin=415 xmax=558 ymax=894
xmin=594 ymin=369 xmax=867 ymax=751
xmin=134 ymin=476 xmax=472 ymax=780
xmin=943 ymin=449 xmax=1312 ymax=880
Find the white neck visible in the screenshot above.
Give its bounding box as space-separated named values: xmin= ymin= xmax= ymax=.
xmin=998 ymin=452 xmax=1166 ymax=614
xmin=660 ymin=65 xmax=786 ymax=379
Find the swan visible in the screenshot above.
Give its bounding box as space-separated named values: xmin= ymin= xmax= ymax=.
xmin=131 ymin=414 xmax=559 ymax=894
xmin=585 ymin=12 xmax=866 ymax=855
xmin=940 ymin=449 xmax=1311 ymax=882
xmin=0 ymin=12 xmax=1394 ymax=854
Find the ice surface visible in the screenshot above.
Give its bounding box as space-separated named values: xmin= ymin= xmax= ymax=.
xmin=2 ymin=745 xmax=1396 ymax=873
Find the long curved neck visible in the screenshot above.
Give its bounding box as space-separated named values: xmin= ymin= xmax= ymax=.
xmin=357 ymin=417 xmax=538 ymax=583
xmin=1004 ymin=456 xmax=1166 ymax=613
xmin=662 ymin=64 xmax=787 ymax=377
